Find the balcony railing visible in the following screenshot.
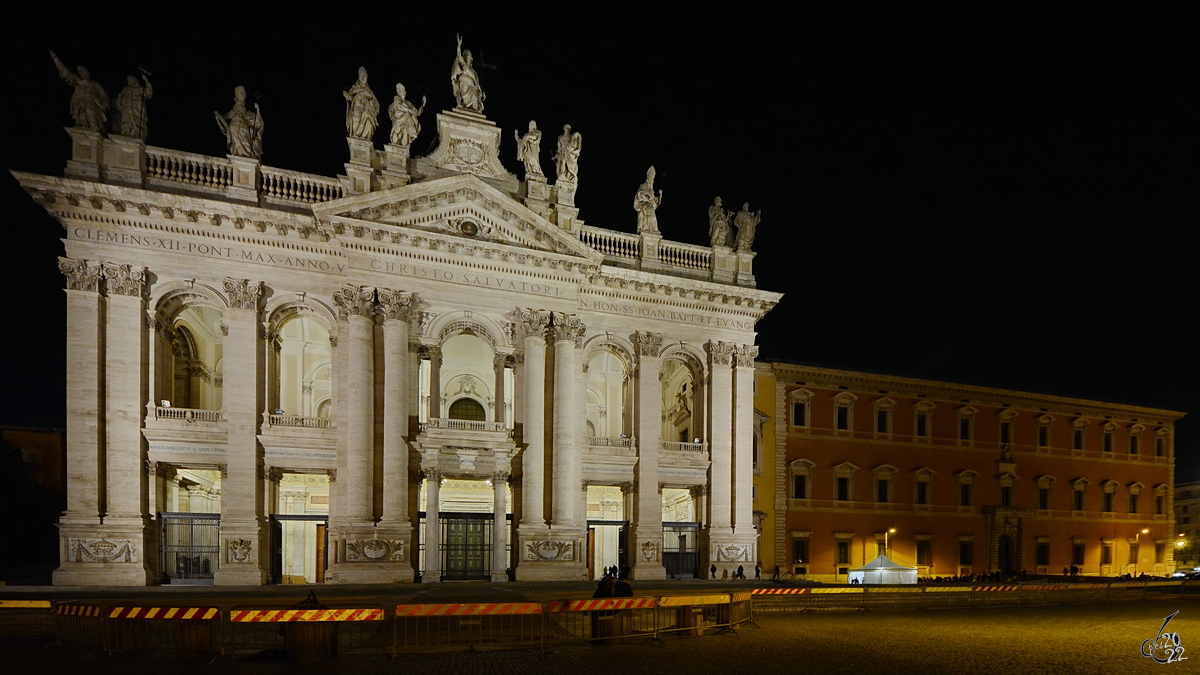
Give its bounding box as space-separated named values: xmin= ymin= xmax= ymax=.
xmin=586 ymin=436 xmax=633 ymax=448
xmin=423 ymin=418 xmax=507 ymax=433
xmin=155 ymin=406 xmax=221 ymax=422
xmin=578 ymin=226 xmax=641 ymax=259
xmin=663 ymin=441 xmax=707 ymax=453
xmin=260 ymin=165 xmax=343 ymax=204
xmin=146 ymin=147 xmax=233 ymax=189
xmin=268 ymin=414 xmax=332 ymax=428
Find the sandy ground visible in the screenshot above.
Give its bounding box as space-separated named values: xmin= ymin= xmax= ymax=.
xmin=2 ymin=599 xmax=1195 ymax=674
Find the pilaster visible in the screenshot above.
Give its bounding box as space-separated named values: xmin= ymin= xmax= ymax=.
xmin=630 ymin=331 xmax=666 ymax=580
xmin=374 ymin=288 xmax=416 ymax=582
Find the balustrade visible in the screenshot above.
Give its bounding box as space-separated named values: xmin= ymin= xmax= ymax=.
xmin=423 ymin=417 xmax=507 ymax=433
xmin=268 ymin=414 xmax=332 ymax=428
xmin=585 ymin=436 xmax=634 ymax=448
xmin=146 ymin=147 xmax=233 ymax=189
xmin=663 ymin=441 xmax=707 ymax=453
xmin=260 ymin=166 xmax=343 ymax=204
xmin=659 ymin=241 xmax=713 ymax=270
xmin=578 ymin=226 xmax=640 ymax=259
xmin=155 ymin=406 xmax=222 ymax=422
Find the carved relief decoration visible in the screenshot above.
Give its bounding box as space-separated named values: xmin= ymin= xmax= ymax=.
xmin=550 ymin=312 xmax=586 ymax=347
xmin=524 ymin=540 xmax=575 ymax=561
xmin=516 ymin=308 xmax=551 ymax=341
xmin=58 ymin=257 xmax=102 ymax=292
xmin=640 ymin=541 xmax=659 ymax=562
xmin=103 ymin=262 xmax=148 ymax=297
xmin=631 ymin=331 xmax=664 ymax=358
xmin=223 ymin=278 xmax=262 ymax=310
xmin=706 ymin=341 xmax=735 ymax=366
xmin=226 ymin=538 xmax=253 ymax=563
xmin=334 ymin=285 xmax=376 ymax=320
xmin=377 ymin=288 xmax=415 ymax=321
xmin=735 ymin=344 xmax=759 ymax=368
xmin=70 ymin=538 xmax=138 ymax=563
xmin=713 ymin=544 xmax=751 ymax=562
xmin=346 ymin=539 xmax=405 ymax=562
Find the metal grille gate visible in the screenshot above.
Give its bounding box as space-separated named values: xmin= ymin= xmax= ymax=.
xmin=663 ymin=522 xmax=700 ymax=579
xmin=159 ymin=512 xmax=220 ymax=583
xmin=441 ymin=513 xmax=493 ymax=580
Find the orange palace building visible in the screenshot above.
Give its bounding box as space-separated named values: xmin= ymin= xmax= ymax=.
xmin=753 ymin=362 xmax=1184 ymax=581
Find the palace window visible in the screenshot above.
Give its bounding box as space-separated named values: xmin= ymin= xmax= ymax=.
xmin=790 ymin=459 xmax=813 ymax=500
xmin=789 ymin=388 xmax=812 ymax=428
xmin=1101 ymin=542 xmax=1113 ymax=566
xmin=1072 ymin=479 xmax=1088 ymax=511
xmin=999 ymin=409 xmax=1017 ymax=445
xmin=917 ymin=481 xmax=929 ymax=505
xmin=874 ymin=465 xmax=897 ymax=504
xmin=958 ymin=407 xmax=976 ymax=444
xmin=834 ymin=392 xmax=856 ymax=432
xmin=1037 ymin=414 xmax=1053 ymax=448
xmin=1102 ymin=422 xmax=1116 ymax=453
xmin=1129 ymin=425 xmax=1144 ymax=455
xmin=1102 ymin=492 xmax=1114 ymax=513
xmin=956 ymin=471 xmax=977 ymax=507
xmin=833 ymin=462 xmax=858 ymax=501
xmin=1036 ymin=476 xmax=1055 ymax=511
xmin=1036 ymin=541 xmax=1050 ymax=566
xmin=1156 ymin=429 xmax=1169 ymax=457
xmin=1156 ymin=542 xmax=1166 ymax=563
xmin=874 ymin=397 xmax=894 ymax=435
xmin=1001 ymin=486 xmax=1013 ymax=508
xmin=1128 ymin=483 xmax=1143 ymax=514
xmin=958 ymin=540 xmax=973 ymax=565
xmin=836 ymin=540 xmax=850 ymax=565
xmin=1073 ymin=419 xmax=1088 ymax=450
xmin=916 ymin=540 xmax=932 ymax=566
xmin=914 ymin=401 xmax=934 ymax=439
xmin=837 ymin=477 xmax=850 ymax=501
xmin=792 ymin=536 xmax=809 ymax=563
xmin=1072 ymin=542 xmax=1085 ymax=565
xmin=913 ymin=468 xmax=935 ymax=506
xmin=1155 ymin=485 xmax=1168 ymax=515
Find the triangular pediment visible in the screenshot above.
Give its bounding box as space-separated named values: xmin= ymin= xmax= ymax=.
xmin=314 ymin=173 xmax=601 ymax=261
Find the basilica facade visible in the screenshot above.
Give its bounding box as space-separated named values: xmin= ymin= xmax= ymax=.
xmin=16 ymin=48 xmax=780 ymax=585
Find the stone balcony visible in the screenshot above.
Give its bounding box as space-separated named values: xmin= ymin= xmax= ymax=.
xmin=258 ymin=411 xmax=337 ymax=469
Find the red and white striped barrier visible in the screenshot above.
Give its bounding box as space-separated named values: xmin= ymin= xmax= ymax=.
xmin=395 ymin=603 xmax=542 ymax=617
xmin=109 ymin=607 xmax=218 ymax=620
xmin=547 ymin=598 xmax=655 ymax=612
xmin=230 ymin=608 xmax=383 ymax=622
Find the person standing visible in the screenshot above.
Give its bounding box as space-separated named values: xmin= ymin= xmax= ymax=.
xmin=710 ymin=564 xmax=717 ymax=580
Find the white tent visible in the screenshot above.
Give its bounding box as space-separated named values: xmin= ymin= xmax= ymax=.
xmin=847 ymin=553 xmax=919 ymax=585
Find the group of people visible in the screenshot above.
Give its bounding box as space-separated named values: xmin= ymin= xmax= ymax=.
xmin=707 ymin=563 xmax=761 ymax=580
xmin=919 ymin=570 xmax=1028 ymax=584
xmin=593 ymin=565 xmax=633 ymax=598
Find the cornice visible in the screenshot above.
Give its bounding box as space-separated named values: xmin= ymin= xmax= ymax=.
xmin=768 ymin=362 xmax=1186 ymax=422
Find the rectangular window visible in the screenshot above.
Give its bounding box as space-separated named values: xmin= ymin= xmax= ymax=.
xmin=1102 ymin=492 xmax=1114 ymax=513
xmin=916 ymin=541 xmax=932 ymax=566
xmin=876 ymin=410 xmax=889 ymax=434
xmin=958 ymin=541 xmax=973 ymax=565
xmin=916 ymin=481 xmax=929 ymax=505
xmin=836 ymin=406 xmax=850 ymax=431
xmin=1101 ymin=544 xmax=1112 ymax=566
xmin=792 ymin=538 xmax=809 ymax=563
xmin=1038 ymin=488 xmax=1050 ymax=510
xmin=1038 ymin=425 xmax=1049 ymax=447
xmin=1072 ymin=543 xmax=1085 ymax=566
xmin=836 ymin=540 xmax=850 ymax=565
xmin=1103 ymin=432 xmax=1113 ymax=453
xmin=793 ymin=475 xmax=807 ymax=499
xmin=1036 ymin=542 xmax=1050 ymax=566
xmin=1128 ymin=543 xmax=1139 ymax=565
xmin=1130 ymin=435 xmax=1139 ymax=455
xmin=1000 ymin=421 xmax=1012 ymax=445
xmin=1156 ymin=436 xmax=1166 ymax=457
xmin=1001 ymin=486 xmax=1012 ymax=508
xmin=836 ymin=477 xmax=850 ymax=501
xmin=959 ymin=418 xmax=972 ymax=441
xmin=876 ymin=479 xmax=890 ymax=503
xmin=1073 ymin=491 xmax=1085 ymax=511
xmin=1156 ymin=543 xmax=1166 ymax=564
xmin=1155 ymin=496 xmax=1165 ymax=515
xmin=916 ymin=412 xmax=929 ymax=437
xmin=1073 ymin=428 xmax=1084 ymax=450
xmin=959 ymin=483 xmax=972 ymax=507
xmin=792 ymin=401 xmax=807 ymax=427
xmin=1128 ymin=494 xmax=1138 ymax=514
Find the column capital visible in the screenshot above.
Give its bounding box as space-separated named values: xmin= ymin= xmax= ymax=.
xmin=423 ymin=468 xmax=443 ymax=482
xmin=494 ymin=353 xmax=509 ymax=370
xmin=58 ymin=257 xmax=103 ymax=293
xmin=334 ymin=284 xmax=376 ymax=320
xmin=516 ymin=307 xmax=551 ymax=341
xmin=491 ymin=471 xmax=512 ymax=484
xmin=103 ymin=262 xmax=149 ymax=298
xmin=631 ymin=331 xmax=664 ymax=358
xmin=550 ymin=312 xmax=585 ymax=347
xmin=377 ymin=288 xmax=416 ymax=322
xmin=734 ymin=344 xmax=759 ymax=368
xmin=325 ymin=468 xmax=337 ymax=483
xmin=705 ymin=340 xmax=736 ymax=366
xmin=223 ymin=278 xmax=263 ymax=310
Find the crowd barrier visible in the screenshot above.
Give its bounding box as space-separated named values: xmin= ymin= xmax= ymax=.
xmin=227 ymin=606 xmax=387 ymax=659
xmin=393 ymin=602 xmax=543 ymax=654
xmin=106 ymin=606 xmax=221 ymax=658
xmin=546 ymin=598 xmax=658 ymax=647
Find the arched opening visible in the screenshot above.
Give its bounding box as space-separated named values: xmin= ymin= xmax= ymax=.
xmin=586 ymin=350 xmax=628 ymax=439
xmin=661 ymin=359 xmax=697 ymax=443
xmin=164 ymin=306 xmax=223 ymax=410
xmin=432 ymin=333 xmax=495 ymax=421
xmin=158 ymin=467 xmax=222 ymax=583
xmin=448 ymin=398 xmax=486 ymax=421
xmin=273 ymin=316 xmax=331 ymax=419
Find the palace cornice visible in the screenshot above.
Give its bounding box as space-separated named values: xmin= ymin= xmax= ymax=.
xmin=768 ymin=362 xmax=1186 ymax=422
xmin=584 ymin=268 xmax=781 ymax=317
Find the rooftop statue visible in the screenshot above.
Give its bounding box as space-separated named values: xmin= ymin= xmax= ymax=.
xmin=634 ymin=166 xmax=663 ymax=234
xmin=515 ymin=120 xmax=543 ymax=178
xmin=344 ymin=67 xmax=379 ymax=141
xmin=214 ymin=86 xmax=264 ymax=159
xmin=49 ymin=50 xmax=109 ymax=133
xmin=708 ymin=197 xmax=733 ymax=247
xmin=553 ymin=124 xmax=582 ymax=183
xmin=115 ymin=69 xmax=152 ymax=140
xmin=734 ymin=202 xmax=761 ymax=251
xmin=451 ymin=35 xmax=485 ymax=113
xmin=388 ymin=83 xmax=426 ymax=147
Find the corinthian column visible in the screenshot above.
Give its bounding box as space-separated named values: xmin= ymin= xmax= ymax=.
xmin=376 ymin=288 xmax=416 ymax=582
xmin=491 ymin=471 xmax=510 ymax=581
xmin=517 ymin=309 xmax=550 ymax=531
xmin=631 ymin=331 xmax=666 ymax=579
xmin=423 ymin=469 xmax=442 ymax=582
xmin=732 ymin=344 xmax=758 ymax=539
xmin=215 ymin=278 xmax=267 ymax=585
xmin=550 ymin=312 xmax=585 ymax=530
xmin=333 ymin=285 xmax=376 ymax=527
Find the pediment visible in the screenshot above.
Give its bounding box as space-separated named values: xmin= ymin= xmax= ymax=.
xmin=314 ymin=174 xmax=601 ymax=262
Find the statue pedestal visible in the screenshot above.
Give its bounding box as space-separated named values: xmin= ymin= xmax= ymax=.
xmin=523 ymin=176 xmax=551 ymax=219
xmin=101 ymin=135 xmax=146 ymax=188
xmin=342 ymin=137 xmax=379 ymax=195
xmin=64 ymin=127 xmax=103 ymax=181
xmin=552 ymin=180 xmax=576 ymax=207
xmin=410 ymin=109 xmax=517 ymax=192
xmin=380 ymin=143 xmax=411 ymax=189
xmin=735 ymin=250 xmax=757 ymax=287
xmin=226 ymin=155 xmax=261 ymax=204
xmin=639 ymin=232 xmax=663 ymax=272
xmin=552 ymin=180 xmax=578 ymax=231
xmin=710 ymin=245 xmax=737 ymax=284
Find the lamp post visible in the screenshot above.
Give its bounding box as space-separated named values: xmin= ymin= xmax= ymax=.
xmin=1134 ymin=528 xmax=1149 ymax=577
xmin=884 ymin=528 xmax=896 ymax=557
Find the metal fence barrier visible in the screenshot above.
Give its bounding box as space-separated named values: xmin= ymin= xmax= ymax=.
xmin=393 ymin=603 xmax=543 ymax=654
xmin=0 ymin=600 xmax=53 ymax=635
xmin=226 ymin=606 xmax=387 ymax=660
xmin=656 ymin=594 xmax=732 ymax=638
xmin=726 ymin=590 xmax=757 ymax=629
xmin=546 ymin=598 xmax=659 ymax=647
xmin=51 ymin=602 xmax=105 ymax=650
xmin=105 ymin=606 xmax=222 ymax=657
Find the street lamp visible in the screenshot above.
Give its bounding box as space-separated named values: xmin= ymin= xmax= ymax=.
xmin=1134 ymin=528 xmax=1149 ymax=578
xmin=884 ymin=528 xmax=896 ymax=557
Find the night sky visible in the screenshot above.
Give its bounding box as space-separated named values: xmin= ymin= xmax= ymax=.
xmin=2 ymin=8 xmax=1195 ymax=477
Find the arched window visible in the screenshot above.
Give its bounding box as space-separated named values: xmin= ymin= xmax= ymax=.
xmin=448 ymin=398 xmax=486 ymax=421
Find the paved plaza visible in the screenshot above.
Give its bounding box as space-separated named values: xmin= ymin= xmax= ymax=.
xmin=2 ymin=598 xmax=1195 ymax=674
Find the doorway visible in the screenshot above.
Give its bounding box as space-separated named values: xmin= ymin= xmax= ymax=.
xmin=270 ymin=515 xmax=328 ymax=584
xmin=998 ymin=534 xmax=1013 ymax=574
xmin=441 ymin=512 xmax=494 ymax=580
xmin=587 ymin=520 xmax=628 ymax=579
xmin=662 ymin=522 xmax=700 ymax=578
xmin=159 ymin=512 xmax=220 ymax=584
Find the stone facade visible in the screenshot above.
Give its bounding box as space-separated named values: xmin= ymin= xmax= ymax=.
xmin=14 ymin=46 xmax=781 ymax=586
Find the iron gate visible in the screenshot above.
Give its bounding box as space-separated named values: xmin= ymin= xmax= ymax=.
xmin=159 ymin=512 xmax=220 ymax=583
xmin=441 ymin=513 xmax=493 ymax=580
xmin=663 ymin=522 xmax=700 ymax=579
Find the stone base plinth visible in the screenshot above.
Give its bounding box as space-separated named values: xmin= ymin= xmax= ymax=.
xmin=54 ymin=517 xmax=154 ymax=586
xmin=326 ymin=562 xmax=414 ymax=584
xmin=629 ymin=528 xmax=666 ymax=580
xmin=64 ymin=127 xmax=102 ymax=181
xmin=515 ymin=560 xmax=587 ymax=581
